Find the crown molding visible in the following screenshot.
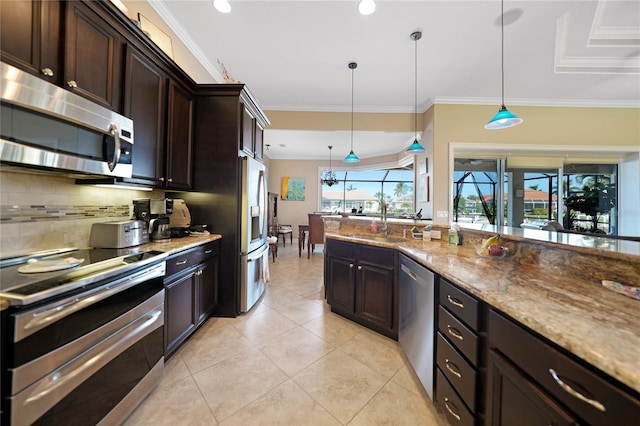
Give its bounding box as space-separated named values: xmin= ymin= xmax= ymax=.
xmin=148 ymin=0 xmax=224 ymax=83
xmin=434 ymin=96 xmax=640 ymax=108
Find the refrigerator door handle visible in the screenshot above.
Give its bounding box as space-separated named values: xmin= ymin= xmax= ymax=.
xmin=247 ymin=244 xmax=270 ymax=262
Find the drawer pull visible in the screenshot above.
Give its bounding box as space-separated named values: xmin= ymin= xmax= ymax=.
xmin=175 ymin=260 xmax=187 ymax=266
xmin=445 ymin=359 xmax=462 ymax=379
xmin=349 ymin=263 xmax=354 ymax=268
xmin=204 ymin=249 xmax=213 ymax=254
xmin=444 ymin=397 xmax=461 ymax=421
xmin=548 ymin=368 xmax=605 ymax=412
xmin=357 ymin=265 xmax=362 ymax=270
xmin=447 ymin=295 xmax=464 ymax=309
xmin=447 ymin=325 xmax=464 ymax=341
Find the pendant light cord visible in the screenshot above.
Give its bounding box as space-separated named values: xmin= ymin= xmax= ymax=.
xmin=351 ymin=66 xmax=355 ymax=151
xmin=501 ymin=0 xmax=505 ymax=108
xmin=414 ymin=33 xmax=418 ymax=141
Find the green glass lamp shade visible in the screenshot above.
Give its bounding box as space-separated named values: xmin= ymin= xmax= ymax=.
xmin=406 ymin=139 xmax=425 ymax=153
xmin=485 ymin=106 xmax=523 ymax=130
xmin=344 ymin=150 xmax=360 ymax=163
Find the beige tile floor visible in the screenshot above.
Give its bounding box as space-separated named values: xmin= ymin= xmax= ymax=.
xmin=125 ymin=241 xmax=450 ymax=425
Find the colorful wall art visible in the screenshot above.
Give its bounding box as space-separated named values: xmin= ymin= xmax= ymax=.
xmin=281 ymin=177 xmax=305 ymax=201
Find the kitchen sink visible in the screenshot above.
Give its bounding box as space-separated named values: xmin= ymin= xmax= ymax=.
xmin=348 ymin=234 xmax=407 ymax=243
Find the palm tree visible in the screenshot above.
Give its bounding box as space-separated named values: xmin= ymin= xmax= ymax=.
xmin=346 ymin=184 xmax=357 ymax=191
xmin=394 ymin=183 xmax=405 ymax=198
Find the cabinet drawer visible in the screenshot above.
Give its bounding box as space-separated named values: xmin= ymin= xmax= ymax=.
xmin=436 ymin=369 xmax=475 ymax=426
xmin=439 ymin=305 xmax=479 ymax=365
xmin=489 ymin=309 xmax=640 ymax=425
xmin=326 ymin=239 xmax=356 ymax=259
xmin=439 ymin=279 xmax=479 ymax=330
xmin=437 ymin=332 xmax=478 ymax=411
xmin=357 ymin=244 xmax=395 ymax=267
xmin=166 ymin=241 xmax=218 ymax=277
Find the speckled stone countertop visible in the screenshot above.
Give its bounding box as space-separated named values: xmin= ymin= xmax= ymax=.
xmin=138 ymin=233 xmax=222 ymax=255
xmin=325 ymin=220 xmax=640 ymax=394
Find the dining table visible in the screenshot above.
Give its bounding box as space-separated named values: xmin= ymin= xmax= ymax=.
xmin=298 ymin=224 xmax=309 ymax=257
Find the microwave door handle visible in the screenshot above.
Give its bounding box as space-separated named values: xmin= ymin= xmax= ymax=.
xmin=107 ymin=123 xmax=121 ymax=172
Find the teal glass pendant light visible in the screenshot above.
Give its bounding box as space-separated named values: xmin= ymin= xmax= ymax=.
xmin=485 ymin=0 xmax=523 ymax=130
xmin=407 ymin=31 xmax=425 ymax=154
xmin=344 ymin=62 xmax=360 ymax=163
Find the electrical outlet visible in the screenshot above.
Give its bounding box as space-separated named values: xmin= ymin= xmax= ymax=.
xmin=436 ymin=210 xmax=448 ymax=218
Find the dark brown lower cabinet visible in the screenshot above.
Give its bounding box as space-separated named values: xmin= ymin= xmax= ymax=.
xmin=325 ymin=238 xmax=397 ymax=339
xmin=164 ymin=240 xmax=219 ymax=358
xmin=487 ymin=349 xmax=578 ymax=426
xmin=487 ymin=308 xmax=640 ymax=425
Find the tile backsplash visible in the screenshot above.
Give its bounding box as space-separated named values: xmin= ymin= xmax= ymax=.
xmin=0 ymin=171 xmax=164 ymax=256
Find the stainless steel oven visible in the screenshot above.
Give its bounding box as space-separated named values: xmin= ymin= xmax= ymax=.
xmin=0 ymin=248 xmax=167 ymax=425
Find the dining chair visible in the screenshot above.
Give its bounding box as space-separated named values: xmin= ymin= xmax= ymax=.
xmin=307 ymin=213 xmax=325 ymax=259
xmin=275 ymin=220 xmax=293 ymax=246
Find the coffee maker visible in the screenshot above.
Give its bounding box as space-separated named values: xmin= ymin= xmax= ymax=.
xmin=149 ymin=199 xmax=172 ymax=242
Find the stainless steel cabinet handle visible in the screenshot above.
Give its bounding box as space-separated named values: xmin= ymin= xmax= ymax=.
xmin=349 ymin=263 xmax=354 ymax=268
xmin=447 ymin=325 xmax=464 ymax=341
xmin=66 ymin=80 xmax=78 ymax=88
xmin=357 ymin=265 xmax=362 ymax=270
xmin=167 ymin=178 xmax=173 ymax=182
xmin=447 ymin=294 xmax=464 ymax=309
xmin=158 ymin=177 xmax=165 ymax=182
xmin=41 ymin=67 xmax=54 ymax=77
xmin=548 ymin=368 xmax=606 ymax=412
xmin=204 ymin=249 xmax=213 ymax=254
xmin=175 ymin=260 xmax=187 ymax=266
xmin=445 ymin=359 xmax=462 ymax=378
xmin=444 ymin=397 xmax=461 ymax=421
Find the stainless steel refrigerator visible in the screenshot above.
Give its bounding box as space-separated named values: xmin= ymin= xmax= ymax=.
xmin=239 ymin=156 xmax=269 ymax=312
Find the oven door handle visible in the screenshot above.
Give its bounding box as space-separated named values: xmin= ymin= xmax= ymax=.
xmin=14 ymin=306 xmax=164 ymax=426
xmin=16 ymin=262 xmax=165 ymax=341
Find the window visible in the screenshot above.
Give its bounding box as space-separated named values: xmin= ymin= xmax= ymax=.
xmin=320 ymin=166 xmax=414 ymax=217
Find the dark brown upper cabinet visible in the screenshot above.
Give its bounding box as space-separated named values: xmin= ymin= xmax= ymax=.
xmin=0 ymin=0 xmax=63 ymax=86
xmin=164 ymin=80 xmax=194 ymax=190
xmin=64 ymin=1 xmax=122 ymax=111
xmin=122 ymin=44 xmax=166 ymax=186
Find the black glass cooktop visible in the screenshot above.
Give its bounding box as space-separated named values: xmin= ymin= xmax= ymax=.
xmin=0 ymin=247 xmax=166 ymax=306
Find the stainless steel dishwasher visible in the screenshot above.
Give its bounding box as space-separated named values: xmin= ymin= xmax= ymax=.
xmin=398 ymin=253 xmax=435 ymax=399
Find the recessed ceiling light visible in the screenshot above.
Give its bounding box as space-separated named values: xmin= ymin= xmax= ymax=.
xmin=213 ymin=0 xmax=231 ymax=14
xmin=358 ymin=0 xmax=376 ymax=16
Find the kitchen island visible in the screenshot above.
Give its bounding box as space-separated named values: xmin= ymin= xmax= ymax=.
xmin=324 ymin=216 xmax=640 ymax=423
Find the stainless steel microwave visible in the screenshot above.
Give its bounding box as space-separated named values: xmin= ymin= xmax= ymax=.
xmin=0 ymin=62 xmax=133 ymax=178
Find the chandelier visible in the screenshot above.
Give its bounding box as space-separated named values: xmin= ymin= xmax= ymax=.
xmin=321 ymin=145 xmax=339 ymax=187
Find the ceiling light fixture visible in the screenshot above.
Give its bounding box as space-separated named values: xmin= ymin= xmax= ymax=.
xmin=407 ymin=31 xmax=426 ymax=154
xmin=344 ymin=62 xmax=360 ymax=163
xmin=213 ymin=0 xmax=231 ymax=14
xmin=485 ymin=0 xmax=523 ymax=130
xmin=321 ymin=146 xmax=339 ymax=187
xmin=358 ymin=0 xmax=376 ymax=16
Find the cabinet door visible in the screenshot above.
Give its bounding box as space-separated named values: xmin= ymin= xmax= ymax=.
xmin=165 ymin=272 xmax=196 ymax=357
xmin=123 ymin=44 xmax=165 ymax=185
xmin=0 ymin=0 xmax=62 ymax=85
xmin=327 ymin=255 xmax=356 ymax=313
xmin=64 ymin=1 xmax=122 ymax=110
xmin=254 ymin=121 xmax=264 ymax=161
xmin=355 ymin=261 xmax=395 ymax=330
xmin=197 ymin=257 xmax=219 ymax=324
xmin=487 ymin=349 xmax=578 ymax=426
xmin=165 ymin=80 xmax=193 ymax=190
xmin=241 ymin=106 xmax=255 ymax=157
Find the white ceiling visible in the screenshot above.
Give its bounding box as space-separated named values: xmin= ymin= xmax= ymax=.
xmin=147 ymin=0 xmax=640 ymax=160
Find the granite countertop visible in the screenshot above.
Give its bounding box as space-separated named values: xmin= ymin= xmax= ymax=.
xmin=138 ymin=233 xmax=222 ymax=256
xmin=325 ymin=231 xmax=640 ymax=394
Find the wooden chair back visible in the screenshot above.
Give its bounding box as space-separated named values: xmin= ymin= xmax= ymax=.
xmin=308 ymin=214 xmax=325 ymax=244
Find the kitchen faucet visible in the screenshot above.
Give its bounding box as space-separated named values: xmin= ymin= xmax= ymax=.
xmin=381 ymin=202 xmax=388 ymax=236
